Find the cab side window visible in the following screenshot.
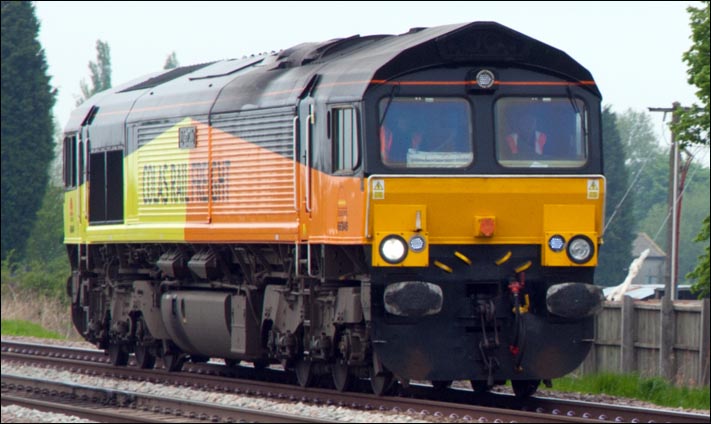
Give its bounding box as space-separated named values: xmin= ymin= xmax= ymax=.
xmin=331 ymin=107 xmax=359 ymax=173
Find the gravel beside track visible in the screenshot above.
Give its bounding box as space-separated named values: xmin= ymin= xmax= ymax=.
xmin=3 ymin=335 xmax=710 ymax=422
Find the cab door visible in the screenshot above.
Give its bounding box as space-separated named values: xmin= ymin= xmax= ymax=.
xmin=298 ymin=99 xmax=315 ymax=230
xmin=297 ymin=75 xmax=320 ymax=241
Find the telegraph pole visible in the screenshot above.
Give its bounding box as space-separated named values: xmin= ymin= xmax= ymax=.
xmin=648 ymin=102 xmax=683 ymax=381
xmin=648 ymin=102 xmax=682 ymax=301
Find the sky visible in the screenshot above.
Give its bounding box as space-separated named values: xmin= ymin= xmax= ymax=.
xmin=34 ymin=1 xmax=707 ymax=161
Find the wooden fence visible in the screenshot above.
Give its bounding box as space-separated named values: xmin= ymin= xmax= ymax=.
xmin=576 ymin=297 xmax=710 ymax=386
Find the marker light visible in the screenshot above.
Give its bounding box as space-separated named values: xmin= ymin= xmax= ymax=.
xmin=567 ymin=235 xmax=594 ymax=264
xmin=409 ymin=235 xmax=426 ymax=253
xmin=548 ymin=235 xmax=566 ymax=252
xmin=475 ymin=70 xmax=495 ymax=89
xmin=380 ymin=235 xmax=408 ymax=264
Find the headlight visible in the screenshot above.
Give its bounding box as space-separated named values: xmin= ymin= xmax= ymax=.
xmin=409 ymin=235 xmax=426 ymax=253
xmin=548 ymin=235 xmax=566 ymax=252
xmin=380 ymin=235 xmax=408 ymax=264
xmin=567 ymin=235 xmax=594 ymax=264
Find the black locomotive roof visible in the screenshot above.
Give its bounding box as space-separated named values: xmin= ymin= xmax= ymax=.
xmin=66 ymin=21 xmax=600 ymax=140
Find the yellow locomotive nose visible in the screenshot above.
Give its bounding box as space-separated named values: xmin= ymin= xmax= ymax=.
xmin=368 ymin=177 xmax=603 ymax=269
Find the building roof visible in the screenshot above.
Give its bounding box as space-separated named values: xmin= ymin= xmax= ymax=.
xmin=633 ymin=232 xmax=666 ymax=258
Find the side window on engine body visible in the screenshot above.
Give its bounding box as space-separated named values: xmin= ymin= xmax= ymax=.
xmin=89 ymin=149 xmax=124 ymax=224
xmin=63 ymin=135 xmax=77 ymax=189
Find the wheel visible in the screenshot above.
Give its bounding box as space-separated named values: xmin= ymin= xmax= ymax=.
xmin=162 ymin=352 xmax=186 ymax=372
xmin=252 ymin=358 xmax=269 ymax=371
xmin=332 ymin=361 xmax=353 ymax=392
xmin=225 ymin=359 xmax=240 ymax=368
xmin=512 ymin=379 xmax=540 ymax=398
xmin=432 ymin=380 xmax=452 ymax=391
xmin=190 ymin=355 xmax=209 ymax=363
xmin=295 ymin=359 xmax=314 ymax=388
xmin=108 ymin=343 xmax=129 ymax=366
xmin=369 ymin=366 xmax=394 ymax=396
xmin=134 ymin=345 xmax=156 ymax=369
xmin=470 ymin=380 xmax=490 ymax=394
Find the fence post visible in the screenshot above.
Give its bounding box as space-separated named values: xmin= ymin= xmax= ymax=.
xmin=660 ymin=296 xmax=676 ymax=381
xmin=700 ymin=298 xmax=710 ymax=386
xmin=589 ymin=303 xmax=599 ymax=375
xmin=621 ymin=295 xmax=635 ymax=374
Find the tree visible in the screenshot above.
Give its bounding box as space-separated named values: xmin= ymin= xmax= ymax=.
xmin=672 ymin=1 xmax=710 ymax=298
xmin=22 ymin=183 xmax=69 ymax=296
xmin=627 ymin=152 xmax=672 ymax=223
xmin=673 ymin=1 xmax=710 ymax=148
xmin=615 ymin=109 xmax=667 ymax=225
xmin=164 ymin=51 xmax=179 ymax=69
xmin=25 ymin=185 xmax=64 ymax=259
xmin=687 ymin=216 xmax=710 ymax=298
xmin=595 ymin=107 xmax=635 ymax=286
xmin=77 ymin=40 xmax=111 ymax=105
xmin=1 ymin=1 xmax=57 ymax=259
xmin=616 ymin=109 xmax=661 ymax=164
xmin=639 ymin=165 xmax=710 ymax=284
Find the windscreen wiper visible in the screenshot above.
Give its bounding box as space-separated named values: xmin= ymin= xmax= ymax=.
xmin=567 ymin=85 xmax=587 ymax=136
xmin=378 ymin=83 xmax=400 ymax=126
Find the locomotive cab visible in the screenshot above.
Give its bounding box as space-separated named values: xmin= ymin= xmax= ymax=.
xmin=353 ymin=26 xmax=604 ymax=391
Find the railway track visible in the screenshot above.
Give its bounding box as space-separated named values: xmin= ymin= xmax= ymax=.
xmin=1 ymin=374 xmax=327 ymax=423
xmin=3 ymin=339 xmax=709 ymax=423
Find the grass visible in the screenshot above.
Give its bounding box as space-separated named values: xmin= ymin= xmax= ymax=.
xmin=553 ymin=373 xmax=710 ymax=411
xmin=1 ymin=285 xmax=80 ymax=340
xmin=1 ymin=319 xmax=63 ymax=339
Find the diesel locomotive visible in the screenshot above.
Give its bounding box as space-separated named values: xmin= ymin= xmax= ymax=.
xmin=63 ymin=21 xmax=605 ymax=398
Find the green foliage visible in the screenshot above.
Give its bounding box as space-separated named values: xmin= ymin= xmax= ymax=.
xmin=679 ymin=187 xmax=710 ymax=285
xmin=629 ymin=152 xmax=674 ymax=224
xmin=25 ymin=185 xmax=66 ymax=262
xmin=77 ymin=39 xmax=112 ymax=105
xmin=639 ymin=166 xmax=710 ymax=284
xmin=672 ymin=1 xmax=710 ymax=295
xmin=15 ymin=258 xmax=69 ymax=298
xmin=164 ymin=51 xmax=179 ymax=69
xmin=3 ymin=183 xmax=70 ymax=298
xmin=672 ymin=1 xmax=710 ymax=148
xmin=554 ymin=373 xmax=710 ymax=410
xmin=617 ymin=108 xmax=710 ymax=286
xmin=1 ymin=319 xmax=63 ymax=339
xmin=596 ymin=107 xmax=634 ymax=286
xmin=1 ymin=250 xmax=19 ymax=285
xmin=2 ymin=254 xmax=68 ymax=299
xmin=1 ymin=1 xmax=57 ymax=260
xmin=616 ymin=108 xmax=661 ymax=164
xmin=687 ymin=216 xmax=710 ymax=297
